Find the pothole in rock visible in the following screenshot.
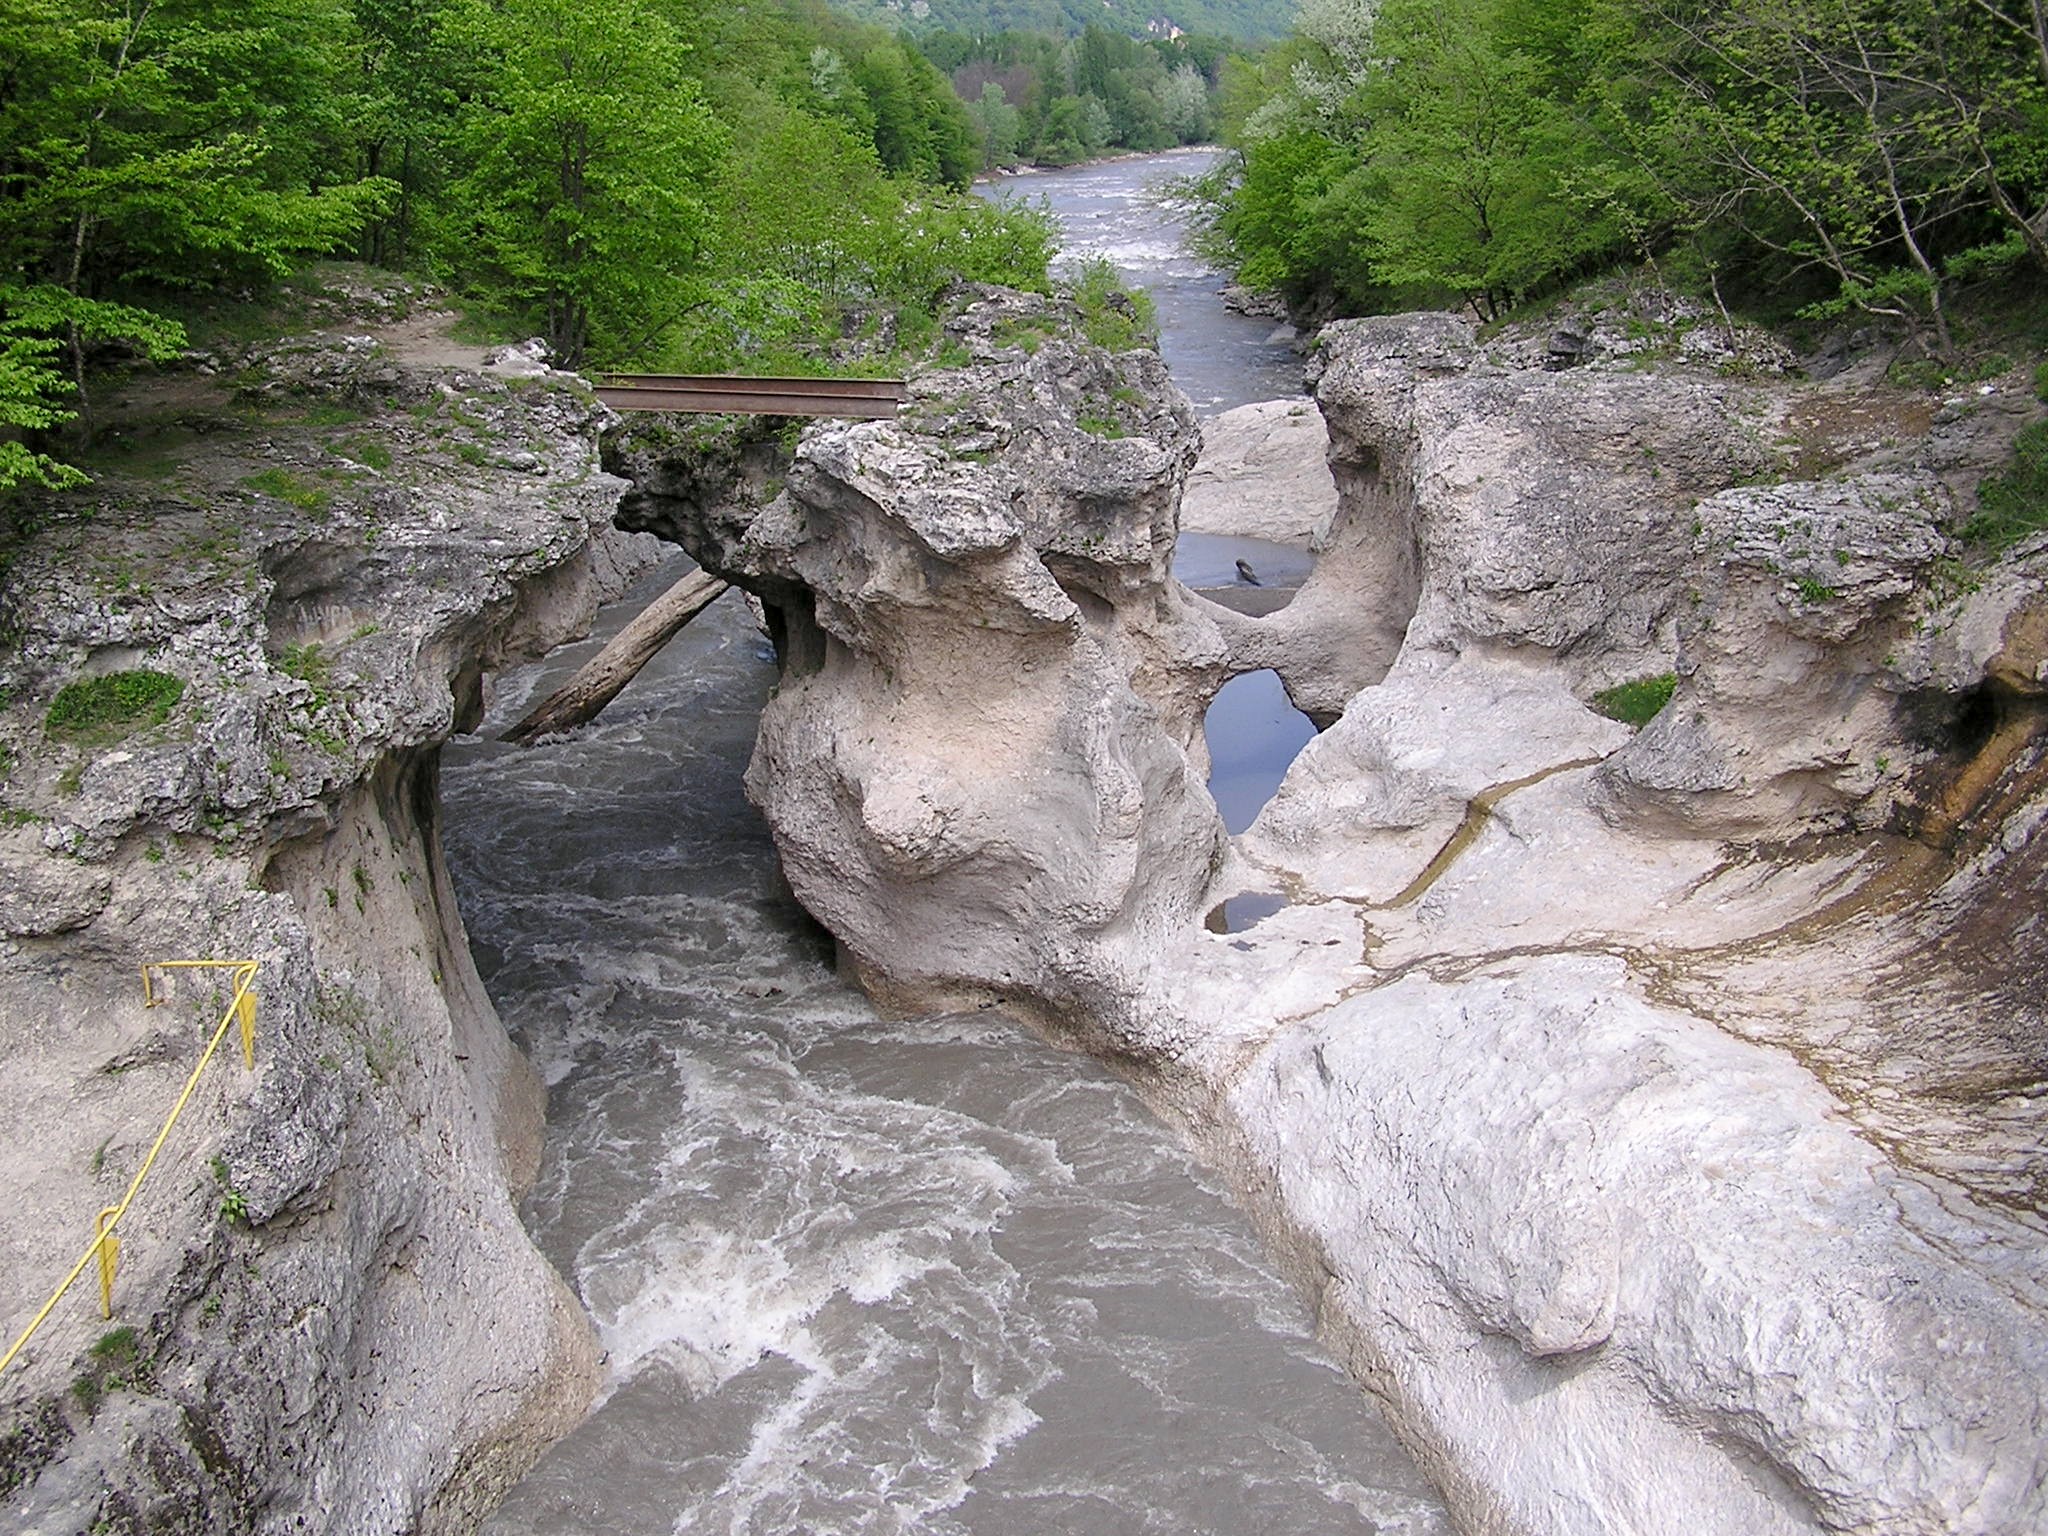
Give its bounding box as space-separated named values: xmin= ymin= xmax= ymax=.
xmin=1205 ymin=889 xmax=1290 ymax=933
xmin=1205 ymin=668 xmax=1316 ymax=834
xmin=1175 ymin=532 xmax=1311 ymax=616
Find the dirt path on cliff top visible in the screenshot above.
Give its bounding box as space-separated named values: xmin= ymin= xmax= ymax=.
xmin=95 ymin=304 xmax=494 ymax=436
xmin=374 ymin=308 xmax=492 ymax=371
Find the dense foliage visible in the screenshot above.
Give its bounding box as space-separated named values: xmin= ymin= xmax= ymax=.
xmin=924 ymin=25 xmax=1235 ymax=165
xmin=0 ymin=0 xmax=1055 ymax=489
xmin=829 ymin=0 xmax=1294 ymax=42
xmin=1205 ymin=0 xmax=2048 ymax=345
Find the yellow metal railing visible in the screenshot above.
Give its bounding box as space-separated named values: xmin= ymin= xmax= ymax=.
xmin=0 ymin=959 xmax=259 ymax=1378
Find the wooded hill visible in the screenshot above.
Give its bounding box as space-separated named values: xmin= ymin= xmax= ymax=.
xmin=1207 ymin=0 xmax=2048 ymax=355
xmin=927 ymin=26 xmax=1238 ymax=164
xmin=830 ymin=0 xmax=1295 ymax=42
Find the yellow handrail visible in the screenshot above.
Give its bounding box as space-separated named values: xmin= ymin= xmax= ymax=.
xmin=0 ymin=959 xmax=259 ymax=1378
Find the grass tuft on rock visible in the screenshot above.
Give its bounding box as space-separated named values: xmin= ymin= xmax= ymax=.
xmin=71 ymin=1325 xmax=149 ymax=1415
xmin=1068 ymin=259 xmax=1157 ymax=354
xmin=1963 ymin=421 xmax=2048 ymax=555
xmin=1592 ymin=672 xmax=1677 ymax=728
xmin=241 ymin=467 xmax=329 ymax=511
xmin=45 ymin=669 xmax=185 ymax=746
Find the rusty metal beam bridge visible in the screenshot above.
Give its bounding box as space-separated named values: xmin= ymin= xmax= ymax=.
xmin=594 ymin=374 xmax=906 ymax=419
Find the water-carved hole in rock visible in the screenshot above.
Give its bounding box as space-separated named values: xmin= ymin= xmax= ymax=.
xmin=1897 ymin=677 xmax=2048 ymax=849
xmin=764 ymin=588 xmax=827 ymax=678
xmin=1044 ymin=562 xmax=1119 ymax=630
xmin=1950 ymin=680 xmax=2002 ymax=759
xmin=1173 ymin=532 xmax=1311 ymax=616
xmin=1205 ymin=669 xmax=1316 ymax=837
xmin=1204 ymin=889 xmax=1290 ymax=934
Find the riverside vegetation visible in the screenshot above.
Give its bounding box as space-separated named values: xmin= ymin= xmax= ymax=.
xmin=1187 ymin=0 xmax=2048 ymax=560
xmin=5 ymin=1 xmax=2046 ymax=1533
xmin=0 ymin=0 xmax=1301 ymax=500
xmin=1198 ymin=0 xmax=2048 ymax=353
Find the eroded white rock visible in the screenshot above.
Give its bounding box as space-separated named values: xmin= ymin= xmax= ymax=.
xmin=1234 ymin=958 xmax=2048 ymax=1536
xmin=1180 ymin=397 xmax=1338 ymax=545
xmin=617 ymin=294 xmax=2048 ymax=1536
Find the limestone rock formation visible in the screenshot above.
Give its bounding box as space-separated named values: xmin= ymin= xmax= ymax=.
xmin=0 ymin=302 xmax=655 ymax=1531
xmin=1178 ymin=396 xmax=1337 ymax=545
xmin=1234 ymin=957 xmax=2047 ymax=1536
xmin=1600 ymin=472 xmax=1954 ymax=834
xmin=1202 ymin=312 xmax=1778 ymax=724
xmin=612 ymin=286 xmax=1231 ymax=1044
xmin=621 ymin=289 xmax=2048 ymax=1535
xmin=1212 ymin=318 xmax=2048 ymax=1536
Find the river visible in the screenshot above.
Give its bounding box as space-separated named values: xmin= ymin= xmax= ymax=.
xmin=447 ymin=150 xmax=1443 ymax=1536
xmin=983 ymin=148 xmax=1305 ymax=413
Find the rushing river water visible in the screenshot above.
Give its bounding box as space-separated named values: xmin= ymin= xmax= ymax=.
xmin=448 ymin=152 xmax=1443 ymax=1536
xmin=982 ymin=148 xmax=1305 ymax=413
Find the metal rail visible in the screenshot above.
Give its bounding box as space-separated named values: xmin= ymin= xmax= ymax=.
xmin=593 ymin=374 xmax=906 ymax=419
xmin=0 ymin=960 xmax=259 ymax=1378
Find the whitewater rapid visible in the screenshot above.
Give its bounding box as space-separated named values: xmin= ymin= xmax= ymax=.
xmin=450 ymin=150 xmax=1444 ymax=1536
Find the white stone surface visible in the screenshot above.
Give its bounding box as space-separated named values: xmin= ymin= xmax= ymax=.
xmin=636 ymin=298 xmax=2048 ymax=1536
xmin=1232 ymin=958 xmax=2048 ymax=1536
xmin=0 ymin=336 xmax=628 ymax=1530
xmin=1243 ymin=652 xmax=1628 ymax=902
xmin=1180 ymin=397 xmax=1339 ymax=544
xmin=1600 ymin=473 xmax=1955 ymax=836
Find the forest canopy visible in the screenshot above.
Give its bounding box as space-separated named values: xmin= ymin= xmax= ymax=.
xmin=924 ymin=25 xmax=1236 ymax=165
xmin=1203 ymin=0 xmax=2048 ymax=348
xmin=0 ymin=0 xmax=1057 ymax=489
xmin=827 ymin=0 xmax=1296 ymax=42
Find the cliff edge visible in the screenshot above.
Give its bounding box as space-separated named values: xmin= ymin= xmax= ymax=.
xmin=0 ymin=279 xmax=650 ymax=1532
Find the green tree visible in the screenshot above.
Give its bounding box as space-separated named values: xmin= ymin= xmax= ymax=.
xmin=851 ymin=41 xmax=980 ymax=188
xmin=1160 ymin=63 xmax=1212 ymax=143
xmin=806 ymin=43 xmax=880 ymax=142
xmin=438 ymin=0 xmax=724 ymax=364
xmin=1219 ymin=127 xmax=1386 ymax=305
xmin=0 ymin=316 xmax=85 ymax=491
xmin=656 ymin=78 xmax=1052 ymax=370
xmin=0 ymin=0 xmax=392 ymax=467
xmin=1606 ymin=0 xmax=2048 ymax=352
xmin=351 ymin=0 xmax=464 ymax=267
xmin=1037 ymin=91 xmax=1113 ymax=161
xmin=1355 ymin=0 xmax=1617 ymax=318
xmin=683 ymin=94 xmax=886 ymax=363
xmin=0 ymin=0 xmax=390 ymax=291
xmin=969 ymin=81 xmax=1026 ymax=168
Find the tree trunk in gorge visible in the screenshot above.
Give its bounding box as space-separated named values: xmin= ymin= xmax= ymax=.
xmin=502 ymin=567 xmax=728 ymax=744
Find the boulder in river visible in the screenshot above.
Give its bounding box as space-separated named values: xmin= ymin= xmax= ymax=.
xmin=1179 ymin=396 xmax=1338 ymax=547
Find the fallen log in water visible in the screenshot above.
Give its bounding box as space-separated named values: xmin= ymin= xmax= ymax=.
xmin=503 ymin=567 xmax=728 ymax=744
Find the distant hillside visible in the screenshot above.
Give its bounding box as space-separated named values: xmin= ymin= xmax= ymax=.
xmin=830 ymin=0 xmax=1295 ymax=41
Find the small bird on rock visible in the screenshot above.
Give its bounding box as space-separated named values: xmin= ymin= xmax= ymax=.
xmin=1235 ymin=558 xmax=1261 ymax=585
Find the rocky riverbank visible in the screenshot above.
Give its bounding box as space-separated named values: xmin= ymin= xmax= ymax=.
xmin=622 ymin=287 xmax=2048 ymax=1533
xmin=6 ymin=266 xmax=2043 ymax=1534
xmin=0 ymin=285 xmax=661 ymax=1530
